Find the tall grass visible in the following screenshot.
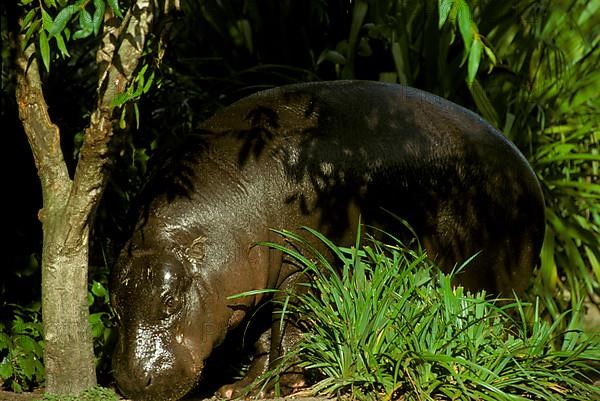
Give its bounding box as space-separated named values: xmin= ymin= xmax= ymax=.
xmin=257 ymin=227 xmax=600 ymax=400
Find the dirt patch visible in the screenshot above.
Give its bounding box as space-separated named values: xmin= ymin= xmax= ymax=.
xmin=0 ymin=389 xmax=330 ymax=401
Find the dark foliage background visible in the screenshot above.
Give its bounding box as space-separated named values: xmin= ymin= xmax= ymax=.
xmin=1 ymin=0 xmax=598 ymax=391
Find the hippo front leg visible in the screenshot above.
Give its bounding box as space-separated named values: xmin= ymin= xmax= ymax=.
xmin=216 ymin=322 xmax=305 ymax=398
xmin=216 ymin=328 xmax=271 ymax=399
xmin=217 ymin=270 xmax=307 ymax=398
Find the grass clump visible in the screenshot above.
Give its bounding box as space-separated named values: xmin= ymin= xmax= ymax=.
xmin=261 ymin=227 xmax=600 ymax=400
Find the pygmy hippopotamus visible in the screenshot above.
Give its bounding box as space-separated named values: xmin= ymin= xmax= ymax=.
xmin=110 ymin=80 xmax=545 ymax=400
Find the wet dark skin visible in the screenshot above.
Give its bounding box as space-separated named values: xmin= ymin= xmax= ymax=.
xmin=111 ymin=81 xmax=545 ymax=400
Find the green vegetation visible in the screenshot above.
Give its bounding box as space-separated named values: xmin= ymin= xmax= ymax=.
xmin=0 ymin=280 xmax=114 ymax=392
xmin=0 ymin=304 xmax=44 ymax=392
xmin=3 ymin=0 xmax=598 ymax=395
xmin=259 ymin=227 xmax=600 ymax=400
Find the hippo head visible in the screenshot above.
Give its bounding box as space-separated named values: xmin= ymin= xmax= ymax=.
xmin=110 ymin=232 xmax=223 ymax=401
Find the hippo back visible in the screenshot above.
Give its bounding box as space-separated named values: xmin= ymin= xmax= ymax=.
xmin=199 ymin=80 xmax=546 ymax=293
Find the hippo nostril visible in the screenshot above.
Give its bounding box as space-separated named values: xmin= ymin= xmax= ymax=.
xmin=145 ymin=375 xmax=153 ymax=388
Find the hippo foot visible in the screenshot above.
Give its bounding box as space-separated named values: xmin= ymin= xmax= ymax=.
xmin=216 ymin=371 xmax=306 ymax=399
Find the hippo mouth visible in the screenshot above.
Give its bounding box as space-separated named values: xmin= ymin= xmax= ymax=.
xmin=112 ymin=343 xmax=204 ymax=401
xmin=115 ymin=373 xmax=200 ymax=401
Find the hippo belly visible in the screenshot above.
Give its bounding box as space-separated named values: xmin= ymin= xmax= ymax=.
xmin=111 ymin=80 xmax=545 ymax=400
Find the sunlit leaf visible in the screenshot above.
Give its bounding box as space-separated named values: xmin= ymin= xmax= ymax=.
xmin=93 ymin=0 xmax=106 ymax=36
xmin=23 ymin=19 xmax=41 ymax=47
xmin=79 ymin=9 xmax=93 ymax=32
xmin=143 ymin=72 xmax=155 ymax=93
xmin=438 ymin=0 xmax=454 ymax=28
xmin=22 ymin=9 xmax=37 ymax=29
xmin=457 ymin=0 xmax=473 ymax=51
xmin=41 ymin=9 xmax=53 ymax=31
xmin=482 ymin=41 xmax=497 ymax=67
xmin=467 ymin=38 xmax=482 ymax=85
xmin=54 ymin=32 xmax=69 ymax=57
xmin=38 ymin=30 xmax=50 ymax=72
xmin=91 ymin=280 xmax=107 ymax=300
xmin=49 ymin=5 xmax=78 ymax=37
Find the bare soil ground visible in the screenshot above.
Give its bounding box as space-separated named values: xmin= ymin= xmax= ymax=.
xmin=0 ymin=389 xmax=330 ymax=401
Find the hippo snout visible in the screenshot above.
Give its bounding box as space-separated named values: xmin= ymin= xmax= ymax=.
xmin=112 ymin=365 xmax=154 ymax=399
xmin=112 ymin=336 xmax=203 ymax=401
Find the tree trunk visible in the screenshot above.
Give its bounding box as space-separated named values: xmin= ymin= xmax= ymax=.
xmin=16 ymin=44 xmax=97 ymax=393
xmin=41 ymin=217 xmax=97 ymax=392
xmin=15 ymin=0 xmax=164 ymax=394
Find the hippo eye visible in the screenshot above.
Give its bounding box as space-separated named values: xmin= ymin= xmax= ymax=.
xmin=164 ymin=295 xmax=180 ymax=315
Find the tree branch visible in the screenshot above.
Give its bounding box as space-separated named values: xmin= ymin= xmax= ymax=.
xmin=65 ymin=0 xmax=156 ymax=246
xmin=16 ymin=41 xmax=70 ymax=220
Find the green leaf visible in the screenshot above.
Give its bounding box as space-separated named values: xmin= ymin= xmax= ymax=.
xmin=111 ymin=92 xmax=129 ymax=108
xmin=24 ymin=19 xmax=41 ymax=47
xmin=319 ymin=50 xmax=346 ymax=65
xmin=540 ymin=226 xmax=558 ymax=289
xmin=11 ymin=381 xmax=23 ymax=393
xmin=54 ymin=32 xmax=69 ymax=57
xmin=584 ymin=246 xmax=600 ymax=282
xmin=73 ymin=28 xmax=93 ymax=40
xmin=89 ymin=313 xmax=106 ymax=338
xmin=49 ymin=5 xmax=78 ymax=37
xmin=38 ymin=30 xmax=51 ymax=72
xmin=482 ymin=42 xmax=497 ymax=67
xmin=93 ymin=0 xmax=106 ymax=36
xmin=19 ymin=355 xmax=35 ymax=379
xmin=0 ymin=360 xmax=13 ymax=379
xmin=119 ymin=108 xmax=127 ymax=129
xmin=41 ymin=9 xmax=53 ymax=31
xmin=134 ymin=102 xmax=140 ymax=129
xmin=14 ymin=335 xmax=36 ymax=353
xmin=142 ymin=72 xmax=154 ymax=94
xmin=79 ymin=9 xmax=93 ymax=33
xmin=438 ymin=0 xmax=454 ymax=28
xmin=467 ymin=38 xmax=482 ymax=85
xmin=468 ymin=79 xmax=498 ymax=126
xmin=457 ymin=0 xmax=473 ymax=52
xmin=0 ymin=332 xmax=10 ymax=350
xmin=91 ymin=281 xmax=107 ymax=299
xmin=22 ymin=9 xmax=37 ymax=29
xmin=107 ymin=0 xmax=123 ymax=18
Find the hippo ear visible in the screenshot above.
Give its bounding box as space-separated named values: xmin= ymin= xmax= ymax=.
xmin=186 ymin=235 xmax=207 ymax=262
